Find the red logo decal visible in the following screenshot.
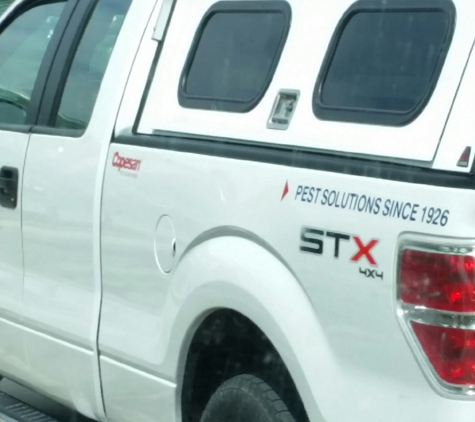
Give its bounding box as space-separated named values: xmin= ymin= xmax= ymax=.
xmin=281 ymin=181 xmax=289 ymax=201
xmin=351 ymin=237 xmax=378 ymax=266
xmin=112 ymin=152 xmax=142 ymax=172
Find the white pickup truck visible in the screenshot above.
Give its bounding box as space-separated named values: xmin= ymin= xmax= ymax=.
xmin=0 ymin=0 xmax=474 ymax=421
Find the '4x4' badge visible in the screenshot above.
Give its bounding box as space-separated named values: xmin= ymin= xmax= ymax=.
xmin=359 ymin=268 xmax=384 ymax=280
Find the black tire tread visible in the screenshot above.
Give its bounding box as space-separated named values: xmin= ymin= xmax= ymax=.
xmin=200 ymin=374 xmax=296 ymax=422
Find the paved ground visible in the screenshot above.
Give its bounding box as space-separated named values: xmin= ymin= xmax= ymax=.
xmin=0 ymin=379 xmax=94 ymax=422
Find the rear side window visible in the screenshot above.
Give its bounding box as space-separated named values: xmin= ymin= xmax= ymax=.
xmin=178 ymin=1 xmax=291 ymax=113
xmin=313 ymin=0 xmax=455 ymax=126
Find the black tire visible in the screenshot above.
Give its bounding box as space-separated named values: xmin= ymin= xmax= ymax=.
xmin=200 ymin=374 xmax=296 ymax=422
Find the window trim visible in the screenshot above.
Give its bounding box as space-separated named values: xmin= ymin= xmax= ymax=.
xmin=178 ymin=0 xmax=291 ymax=113
xmin=35 ymin=0 xmax=97 ymax=135
xmin=312 ymin=0 xmax=456 ymax=127
xmin=35 ymin=0 xmax=132 ymax=135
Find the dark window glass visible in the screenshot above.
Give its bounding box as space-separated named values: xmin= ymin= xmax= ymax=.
xmin=53 ymin=0 xmax=132 ymax=131
xmin=0 ymin=1 xmax=65 ymax=125
xmin=315 ymin=10 xmax=451 ymax=125
xmin=180 ymin=3 xmax=290 ymax=113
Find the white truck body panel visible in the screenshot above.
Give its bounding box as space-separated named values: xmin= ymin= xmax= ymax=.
xmin=99 ymin=144 xmax=475 ymax=422
xmin=0 ymin=131 xmax=29 ymax=383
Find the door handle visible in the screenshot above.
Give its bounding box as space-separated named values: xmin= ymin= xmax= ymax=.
xmin=0 ymin=166 xmax=18 ymax=209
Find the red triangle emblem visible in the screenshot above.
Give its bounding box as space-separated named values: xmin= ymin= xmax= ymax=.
xmin=457 ymin=146 xmax=471 ymax=168
xmin=281 ymin=181 xmax=289 ymax=201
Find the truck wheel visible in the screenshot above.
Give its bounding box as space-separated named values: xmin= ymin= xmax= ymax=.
xmin=200 ymin=374 xmax=296 ymax=422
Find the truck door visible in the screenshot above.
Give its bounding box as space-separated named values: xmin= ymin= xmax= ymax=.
xmin=0 ymin=0 xmax=71 ymax=382
xmin=19 ymin=0 xmax=147 ymax=415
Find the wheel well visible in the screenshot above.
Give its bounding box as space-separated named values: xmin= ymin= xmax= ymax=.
xmin=181 ymin=309 xmax=309 ymax=422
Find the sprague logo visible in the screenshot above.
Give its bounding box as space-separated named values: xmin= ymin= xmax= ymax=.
xmin=112 ymin=152 xmax=142 ymax=177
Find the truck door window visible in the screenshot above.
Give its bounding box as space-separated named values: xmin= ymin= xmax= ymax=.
xmin=0 ymin=1 xmax=65 ymax=125
xmin=0 ymin=0 xmax=14 ymax=17
xmin=178 ymin=1 xmax=291 ymax=113
xmin=53 ymin=0 xmax=132 ymax=131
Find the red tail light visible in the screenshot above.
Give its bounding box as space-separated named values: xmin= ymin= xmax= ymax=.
xmin=398 ymin=244 xmax=475 ymax=394
xmin=400 ymin=249 xmax=475 ymax=313
xmin=411 ymin=322 xmax=475 ymax=386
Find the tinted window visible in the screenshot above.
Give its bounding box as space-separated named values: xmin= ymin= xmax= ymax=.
xmin=314 ymin=8 xmax=452 ymax=126
xmin=0 ymin=0 xmax=14 ymax=17
xmin=180 ymin=2 xmax=290 ymax=112
xmin=0 ymin=1 xmax=65 ymax=125
xmin=53 ymin=0 xmax=132 ymax=131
